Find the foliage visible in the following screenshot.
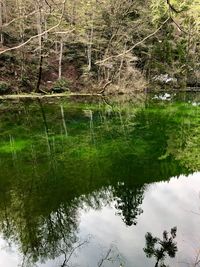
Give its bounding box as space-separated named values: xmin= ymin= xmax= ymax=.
xmin=0 ymin=81 xmax=10 ymax=94
xmin=144 ymin=227 xmax=178 ymax=267
xmin=148 ymin=0 xmax=200 ymax=84
xmin=52 ymin=78 xmax=71 ymax=92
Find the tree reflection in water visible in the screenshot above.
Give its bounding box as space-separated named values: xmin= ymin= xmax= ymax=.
xmin=143 ymin=227 xmax=178 ymax=267
xmin=0 ymin=94 xmax=199 ymax=266
xmin=114 ymin=182 xmax=144 ymax=226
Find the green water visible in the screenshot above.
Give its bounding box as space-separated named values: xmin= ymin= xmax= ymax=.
xmin=0 ymin=93 xmax=200 ymax=267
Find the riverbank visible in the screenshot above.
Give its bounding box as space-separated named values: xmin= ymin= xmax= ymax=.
xmin=0 ymin=92 xmax=104 ymax=100
xmin=1 ymin=87 xmax=200 ymax=101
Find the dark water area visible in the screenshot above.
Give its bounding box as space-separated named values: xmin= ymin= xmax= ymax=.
xmin=0 ymin=92 xmax=200 ymax=267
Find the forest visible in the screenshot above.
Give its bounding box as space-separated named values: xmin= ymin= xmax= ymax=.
xmin=0 ymin=0 xmax=199 ymax=95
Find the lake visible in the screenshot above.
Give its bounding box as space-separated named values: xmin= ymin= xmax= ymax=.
xmin=0 ymin=92 xmax=200 ymax=267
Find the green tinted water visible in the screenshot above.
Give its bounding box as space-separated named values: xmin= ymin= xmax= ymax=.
xmin=0 ymin=93 xmax=200 ymax=267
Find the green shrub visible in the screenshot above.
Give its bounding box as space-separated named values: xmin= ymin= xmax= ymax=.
xmin=51 ymin=78 xmax=71 ymax=93
xmin=0 ymin=81 xmax=10 ymax=95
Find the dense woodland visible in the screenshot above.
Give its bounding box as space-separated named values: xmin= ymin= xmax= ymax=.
xmin=0 ymin=0 xmax=199 ymax=94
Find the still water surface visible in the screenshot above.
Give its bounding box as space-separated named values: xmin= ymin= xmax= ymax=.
xmin=0 ymin=93 xmax=200 ymax=267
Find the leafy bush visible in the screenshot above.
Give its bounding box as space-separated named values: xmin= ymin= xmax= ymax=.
xmin=0 ymin=81 xmax=10 ymax=95
xmin=51 ymin=78 xmax=71 ymax=93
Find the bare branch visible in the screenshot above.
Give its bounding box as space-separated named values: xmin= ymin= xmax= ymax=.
xmin=170 ymin=16 xmax=188 ymax=34
xmin=2 ymin=10 xmax=38 ymax=28
xmin=166 ymin=0 xmax=183 ymax=14
xmin=53 ymin=30 xmax=74 ymax=35
xmin=96 ymin=17 xmax=171 ymax=65
xmin=0 ymin=0 xmax=67 ymax=55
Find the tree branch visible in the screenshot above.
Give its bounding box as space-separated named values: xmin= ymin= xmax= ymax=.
xmin=2 ymin=10 xmax=38 ymax=28
xmin=96 ymin=17 xmax=170 ymax=65
xmin=170 ymin=16 xmax=188 ymax=34
xmin=0 ymin=0 xmax=67 ymax=55
xmin=166 ymin=0 xmax=183 ymax=14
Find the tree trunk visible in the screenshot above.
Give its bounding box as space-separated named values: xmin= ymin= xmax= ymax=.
xmin=87 ymin=14 xmax=94 ymax=72
xmin=35 ymin=3 xmax=43 ymax=92
xmin=36 ymin=54 xmax=43 ymax=92
xmin=58 ymin=38 xmax=63 ymax=79
xmin=17 ymin=0 xmax=25 ymax=80
xmin=0 ymin=1 xmax=3 ymax=47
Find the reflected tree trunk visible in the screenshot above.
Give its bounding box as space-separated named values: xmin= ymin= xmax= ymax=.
xmin=60 ymin=104 xmax=68 ymax=137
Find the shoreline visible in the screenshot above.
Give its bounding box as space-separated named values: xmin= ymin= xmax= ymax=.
xmin=0 ymin=88 xmax=200 ymax=100
xmin=0 ymin=93 xmax=103 ymax=100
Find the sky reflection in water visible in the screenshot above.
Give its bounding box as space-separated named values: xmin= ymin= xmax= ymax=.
xmin=75 ymin=172 xmax=200 ymax=267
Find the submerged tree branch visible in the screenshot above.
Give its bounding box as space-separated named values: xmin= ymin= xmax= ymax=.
xmin=98 ymin=248 xmax=112 ymax=267
xmin=60 ymin=240 xmax=89 ymax=267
